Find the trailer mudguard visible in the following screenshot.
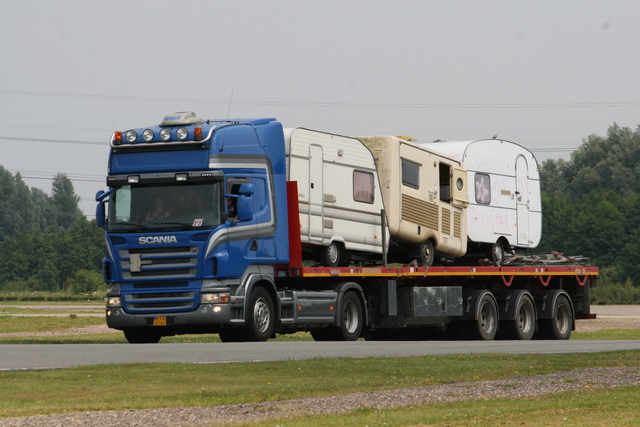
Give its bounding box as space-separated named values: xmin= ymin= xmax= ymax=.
xmin=461 ymin=290 xmax=498 ymax=321
xmin=493 ymin=289 xmax=536 ymax=321
xmin=334 ymin=281 xmax=369 ymax=328
xmin=531 ymin=289 xmax=574 ymax=320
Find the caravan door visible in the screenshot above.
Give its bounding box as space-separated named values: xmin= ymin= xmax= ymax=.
xmin=515 ymin=155 xmax=529 ymax=246
xmin=308 ymin=144 xmax=324 ymax=243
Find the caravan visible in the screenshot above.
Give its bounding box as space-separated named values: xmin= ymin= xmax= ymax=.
xmin=359 ymin=136 xmax=468 ymax=265
xmin=285 ymin=128 xmax=387 ymax=266
xmin=421 ymin=138 xmax=541 ymax=263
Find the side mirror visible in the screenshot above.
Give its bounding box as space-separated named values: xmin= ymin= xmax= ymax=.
xmin=236 ymin=184 xmax=255 ymax=222
xmin=96 ymin=201 xmax=106 ymax=229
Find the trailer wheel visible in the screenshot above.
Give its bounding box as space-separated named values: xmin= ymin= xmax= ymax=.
xmin=466 ymin=293 xmax=498 ymax=340
xmin=538 ymin=294 xmax=572 ymax=340
xmin=320 ymin=242 xmax=341 ymax=267
xmin=243 ymin=287 xmax=275 ymax=341
xmin=501 ymin=294 xmax=536 ymax=340
xmin=490 ymin=240 xmax=504 ymax=264
xmin=123 ymin=328 xmax=162 ymax=344
xmin=418 ymin=239 xmax=435 ymax=266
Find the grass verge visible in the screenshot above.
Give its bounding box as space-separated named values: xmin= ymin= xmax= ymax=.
xmin=0 ymin=351 xmax=639 ymax=419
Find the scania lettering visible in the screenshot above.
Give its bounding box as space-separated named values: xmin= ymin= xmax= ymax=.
xmin=138 ymin=236 xmax=178 ymax=244
xmin=96 ymin=113 xmax=597 ymax=343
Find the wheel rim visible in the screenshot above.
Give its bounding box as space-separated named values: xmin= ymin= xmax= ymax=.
xmin=492 ymin=243 xmax=503 ymax=263
xmin=555 ymin=303 xmax=571 ymax=335
xmin=480 ymin=302 xmax=496 ymax=334
xmin=343 ymin=300 xmax=359 ymax=334
xmin=253 ymin=297 xmax=271 ymax=333
xmin=421 ymin=240 xmax=434 ymax=265
xmin=517 ymin=300 xmax=534 ymax=334
xmin=327 ymin=243 xmax=339 ymax=265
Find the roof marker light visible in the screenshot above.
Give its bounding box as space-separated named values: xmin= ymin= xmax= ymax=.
xmin=125 ymin=130 xmax=137 ymax=143
xmin=160 ymin=128 xmax=171 ymax=141
xmin=194 ymin=127 xmax=203 ymax=141
xmin=113 ymin=131 xmax=123 ymax=145
xmin=177 ymin=127 xmax=188 ymax=141
xmin=142 ymin=129 xmax=154 ymax=142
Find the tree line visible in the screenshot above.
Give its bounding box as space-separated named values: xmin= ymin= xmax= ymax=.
xmin=0 ymin=168 xmax=104 ymax=294
xmin=1 ymin=123 xmax=640 ymax=302
xmin=538 ymin=123 xmax=640 ymax=303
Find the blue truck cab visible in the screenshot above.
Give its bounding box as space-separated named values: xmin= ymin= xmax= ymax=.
xmin=96 ymin=112 xmax=290 ymax=343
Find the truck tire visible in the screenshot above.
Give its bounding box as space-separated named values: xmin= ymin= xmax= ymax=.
xmin=337 ymin=291 xmax=363 ymax=340
xmin=538 ymin=294 xmax=572 ymax=340
xmin=123 ymin=328 xmax=162 ymax=344
xmin=242 ymin=287 xmax=275 ymax=342
xmin=317 ymin=291 xmax=363 ymax=341
xmin=500 ymin=294 xmax=536 ymax=340
xmin=466 ymin=293 xmax=498 ymax=340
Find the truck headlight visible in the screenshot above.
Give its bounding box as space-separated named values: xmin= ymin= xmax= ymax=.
xmin=142 ymin=129 xmax=154 ymax=142
xmin=177 ymin=127 xmax=188 ymax=141
xmin=106 ymin=296 xmax=122 ymax=308
xmin=125 ymin=130 xmax=137 ymax=143
xmin=160 ymin=128 xmax=172 ymax=141
xmin=200 ymin=292 xmax=230 ymax=304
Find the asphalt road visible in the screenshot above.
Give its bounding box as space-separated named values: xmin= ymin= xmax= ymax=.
xmin=1 ymin=305 xmax=639 ymax=371
xmin=0 ymin=340 xmax=639 ymax=371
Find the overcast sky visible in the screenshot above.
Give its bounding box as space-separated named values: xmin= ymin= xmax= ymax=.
xmin=1 ymin=0 xmax=639 ymax=217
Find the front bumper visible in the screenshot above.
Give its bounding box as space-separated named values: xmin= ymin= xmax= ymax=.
xmin=106 ymin=303 xmax=240 ymax=331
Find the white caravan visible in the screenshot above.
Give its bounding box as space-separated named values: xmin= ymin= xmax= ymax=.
xmin=420 ymin=138 xmax=541 ymax=263
xmin=358 ymin=136 xmax=468 ymax=266
xmin=284 ymin=128 xmax=388 ymax=266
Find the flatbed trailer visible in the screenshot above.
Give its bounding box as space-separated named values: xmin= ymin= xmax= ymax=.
xmin=270 ymin=262 xmax=596 ymax=341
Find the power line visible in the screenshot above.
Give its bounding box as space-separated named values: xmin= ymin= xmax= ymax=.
xmin=2 ymin=89 xmax=639 ymax=109
xmin=0 ymin=136 xmax=107 ymax=145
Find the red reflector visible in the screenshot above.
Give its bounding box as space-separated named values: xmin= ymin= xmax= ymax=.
xmin=194 ymin=127 xmax=203 ymax=141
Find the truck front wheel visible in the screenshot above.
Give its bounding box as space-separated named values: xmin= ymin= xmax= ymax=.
xmin=243 ymin=287 xmax=275 ymax=342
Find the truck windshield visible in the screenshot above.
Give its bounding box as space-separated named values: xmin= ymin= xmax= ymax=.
xmin=107 ymin=182 xmax=223 ymax=232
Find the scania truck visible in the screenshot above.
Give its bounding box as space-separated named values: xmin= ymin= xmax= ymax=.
xmin=96 ymin=112 xmax=597 ymax=343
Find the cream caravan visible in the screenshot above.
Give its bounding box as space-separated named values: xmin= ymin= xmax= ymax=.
xmin=421 ymin=138 xmax=541 ymax=263
xmin=285 ymin=128 xmax=388 ymax=266
xmin=359 ymin=136 xmax=468 ymax=266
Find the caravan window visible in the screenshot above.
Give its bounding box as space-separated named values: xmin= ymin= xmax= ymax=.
xmin=475 ymin=173 xmax=491 ymax=205
xmin=402 ymin=159 xmax=420 ymax=189
xmin=353 ymin=170 xmax=374 ymax=203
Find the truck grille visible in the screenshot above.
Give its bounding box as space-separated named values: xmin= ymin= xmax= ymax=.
xmin=123 ymin=290 xmax=197 ymax=313
xmin=119 ymin=246 xmax=198 ymax=280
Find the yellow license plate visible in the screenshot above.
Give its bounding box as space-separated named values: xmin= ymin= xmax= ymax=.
xmin=152 ymin=317 xmax=167 ymax=326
